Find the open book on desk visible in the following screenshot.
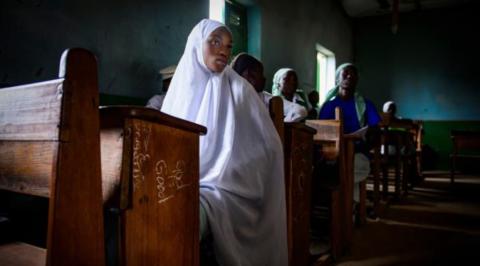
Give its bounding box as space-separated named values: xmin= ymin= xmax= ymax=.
xmin=347 ymin=126 xmax=369 ymax=140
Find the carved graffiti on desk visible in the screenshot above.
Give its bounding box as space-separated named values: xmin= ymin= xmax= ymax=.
xmin=155 ymin=160 xmax=191 ymax=204
xmin=132 ymin=122 xmax=151 ymax=191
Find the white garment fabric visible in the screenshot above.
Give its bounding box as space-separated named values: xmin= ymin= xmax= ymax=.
xmin=353 ymin=153 xmax=370 ymax=202
xmin=161 ymin=19 xmax=288 ymax=266
xmin=382 ymin=101 xmax=395 ymax=113
xmin=145 ymin=94 xmax=165 ymax=110
xmin=258 ymin=91 xmax=307 ymax=122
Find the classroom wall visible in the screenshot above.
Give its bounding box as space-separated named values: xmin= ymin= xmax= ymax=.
xmin=354 ymin=3 xmax=480 ymax=170
xmin=1 ymin=0 xmax=352 ymax=101
xmin=0 ymin=0 xmax=208 ymax=100
xmin=354 ymin=4 xmax=479 ymax=120
xmin=422 ymin=120 xmax=480 ymax=171
xmin=258 ymin=0 xmax=353 ymax=93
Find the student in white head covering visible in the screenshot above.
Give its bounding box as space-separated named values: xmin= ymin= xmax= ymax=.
xmin=230 ymin=53 xmax=307 ymax=122
xmin=161 ymin=19 xmax=288 ymax=266
xmin=272 ymin=68 xmax=308 ymax=108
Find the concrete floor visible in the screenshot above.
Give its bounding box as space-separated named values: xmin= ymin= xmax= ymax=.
xmin=335 ymin=171 xmax=480 ymax=266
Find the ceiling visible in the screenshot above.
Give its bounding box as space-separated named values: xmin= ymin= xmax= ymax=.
xmin=341 ymin=0 xmax=472 ymax=17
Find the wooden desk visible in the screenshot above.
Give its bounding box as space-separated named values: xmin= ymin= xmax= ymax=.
xmin=450 ymin=130 xmax=480 ymax=183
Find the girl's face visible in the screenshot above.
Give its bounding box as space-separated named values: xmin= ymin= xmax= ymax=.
xmin=280 ymin=71 xmax=298 ymax=97
xmin=203 ymin=27 xmax=233 ymax=73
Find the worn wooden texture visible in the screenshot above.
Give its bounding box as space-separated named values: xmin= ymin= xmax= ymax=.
xmin=0 ymin=79 xmax=63 ymax=141
xmin=306 ymin=119 xmax=341 ymax=161
xmin=0 ymin=141 xmax=56 ymax=197
xmin=342 ymin=135 xmax=355 ymax=248
xmin=99 ymin=106 xmax=205 ymax=266
xmin=307 ymin=108 xmax=352 ymax=259
xmin=100 ymin=106 xmax=207 ymax=135
xmin=450 ymin=130 xmax=480 ymax=183
xmin=0 ymin=48 xmax=106 ymax=266
xmin=46 ymin=48 xmax=105 ymax=266
xmin=121 ymin=118 xmax=200 ymax=266
xmin=379 ymin=114 xmax=416 ymax=198
xmin=284 ymin=123 xmax=315 ymax=266
xmin=268 ymin=98 xmax=316 ymax=265
xmin=329 ymin=189 xmax=341 ymax=260
xmin=100 ymin=128 xmax=124 ymax=204
xmin=371 ymin=135 xmax=381 ymax=215
xmin=269 ymin=96 xmax=285 ymax=144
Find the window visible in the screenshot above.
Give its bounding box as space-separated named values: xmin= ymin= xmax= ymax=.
xmin=210 ymin=0 xmax=259 ymax=59
xmin=209 ymin=0 xmax=225 ymax=22
xmin=224 ymin=1 xmax=248 ymax=57
xmin=316 ymin=44 xmax=336 ymax=105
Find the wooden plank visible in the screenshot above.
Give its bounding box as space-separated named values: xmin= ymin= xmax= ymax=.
xmin=0 ymin=141 xmax=56 ymax=197
xmin=284 ymin=123 xmax=314 ymax=266
xmin=46 ymin=48 xmax=105 ymax=266
xmin=342 ymin=136 xmax=355 ymax=249
xmin=100 ymin=106 xmax=207 ymax=135
xmin=101 ymin=128 xmax=124 ymax=204
xmin=0 ymin=79 xmax=63 ymax=141
xmin=306 ymin=120 xmax=341 ymax=141
xmin=269 ymin=96 xmax=285 ymax=144
xmin=306 ymin=120 xmax=341 ymax=161
xmin=121 ymin=118 xmax=200 ymax=266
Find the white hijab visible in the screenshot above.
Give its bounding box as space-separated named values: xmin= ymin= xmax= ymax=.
xmin=161 ymin=19 xmax=288 ymax=266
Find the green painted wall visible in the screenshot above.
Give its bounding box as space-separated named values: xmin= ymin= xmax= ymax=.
xmin=354 ymin=3 xmax=480 ymax=170
xmin=247 ymin=6 xmax=261 ymax=59
xmin=422 ymin=121 xmax=480 ymax=170
xmin=354 ymin=4 xmax=479 ymax=120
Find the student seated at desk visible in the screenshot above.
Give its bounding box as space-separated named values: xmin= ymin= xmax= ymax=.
xmin=272 ymin=68 xmax=309 ymax=109
xmin=161 ymin=19 xmax=288 ymax=266
xmin=319 ymin=63 xmax=381 ymax=202
xmin=230 ymin=53 xmax=307 ymax=122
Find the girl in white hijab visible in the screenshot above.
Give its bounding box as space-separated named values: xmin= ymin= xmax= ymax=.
xmin=161 ymin=19 xmax=288 ymax=266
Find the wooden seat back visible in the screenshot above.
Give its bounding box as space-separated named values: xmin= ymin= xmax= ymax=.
xmin=100 ymin=106 xmax=206 ymax=266
xmin=306 ymin=108 xmax=348 ymax=258
xmin=379 ymin=113 xmax=417 ymax=197
xmin=283 ymin=122 xmax=315 ymax=266
xmin=450 ymin=130 xmax=480 ymax=183
xmin=451 ymin=130 xmax=480 ymax=151
xmin=0 ymin=48 xmax=105 ymax=265
xmin=269 ymin=96 xmax=315 ymax=266
xmin=269 ymin=96 xmax=284 ymax=143
xmin=306 ymin=108 xmax=343 ymax=161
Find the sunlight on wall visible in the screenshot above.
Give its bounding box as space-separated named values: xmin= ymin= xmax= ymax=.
xmin=209 ymin=0 xmax=225 ymax=22
xmin=316 ymin=43 xmax=335 ymax=105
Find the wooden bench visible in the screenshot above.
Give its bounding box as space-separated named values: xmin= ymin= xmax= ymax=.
xmin=378 ymin=113 xmax=417 ymax=198
xmin=0 ymin=48 xmax=207 ymax=266
xmin=346 ymin=129 xmax=381 ymax=224
xmin=306 ymin=109 xmax=348 ymax=259
xmin=412 ymin=120 xmax=424 ymax=182
xmin=450 ymin=130 xmax=480 ymax=183
xmin=269 ymin=97 xmax=315 ymax=266
xmin=306 ymin=108 xmax=381 ymax=257
xmin=100 ymin=106 xmax=206 ymax=266
xmin=0 ymin=48 xmax=106 ymax=266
